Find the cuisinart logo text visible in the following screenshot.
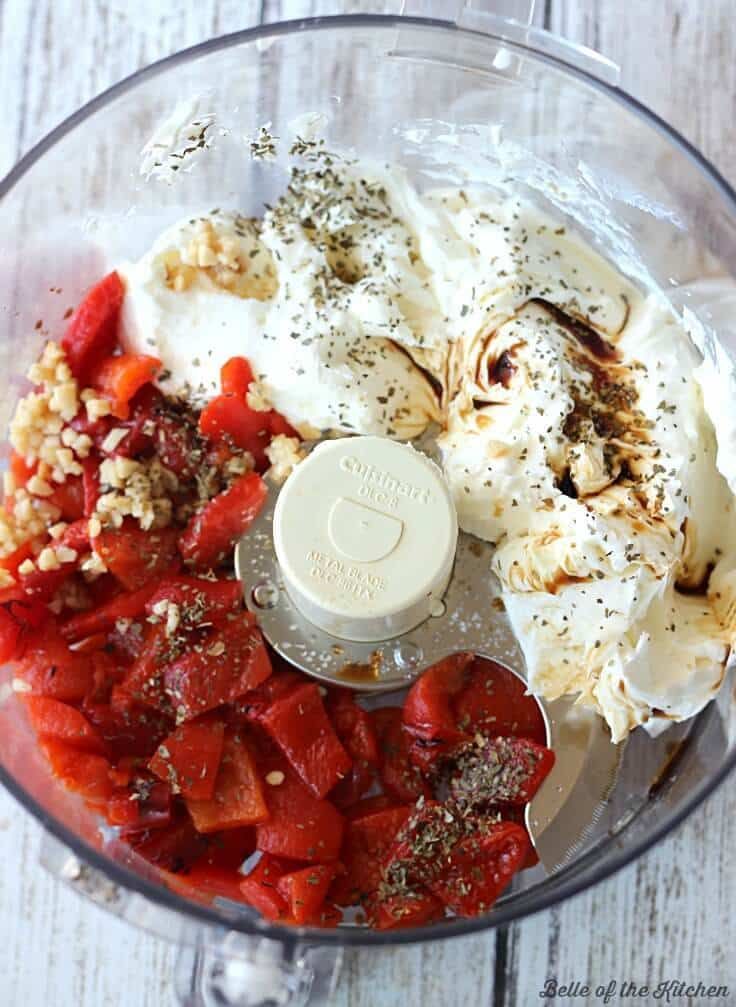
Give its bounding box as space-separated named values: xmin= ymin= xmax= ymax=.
xmin=339 ymin=455 xmax=431 ymax=509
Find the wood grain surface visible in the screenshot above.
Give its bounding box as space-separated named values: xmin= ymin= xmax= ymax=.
xmin=0 ymin=1 xmax=734 ymax=1004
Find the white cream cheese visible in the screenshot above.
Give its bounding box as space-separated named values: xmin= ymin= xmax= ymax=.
xmin=119 ymin=149 xmax=736 ymax=741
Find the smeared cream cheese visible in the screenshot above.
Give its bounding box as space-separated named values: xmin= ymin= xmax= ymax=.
xmin=119 ymin=146 xmax=736 ymax=741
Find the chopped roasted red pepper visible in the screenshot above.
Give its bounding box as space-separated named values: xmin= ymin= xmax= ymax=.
xmin=163 ymin=616 xmax=272 ymax=720
xmin=453 ymin=657 xmax=547 ymax=745
xmin=0 ymin=606 xmax=21 ymax=662
xmin=82 ymin=458 xmax=100 ymax=517
xmin=197 ymin=827 xmax=257 ymax=871
xmin=93 ymin=354 xmax=161 ymax=418
xmin=372 ymin=890 xmax=444 ymax=930
xmin=9 ymin=451 xmax=36 ymax=489
xmin=260 ymin=681 xmax=352 ymax=799
xmin=125 ymin=810 xmax=207 ymax=873
xmin=276 ymin=863 xmax=341 ymax=924
xmin=233 ymin=668 xmax=303 ymax=722
xmin=61 ymin=272 xmax=125 ymax=385
xmin=61 ymin=580 xmax=162 ymax=641
xmin=329 ymin=804 xmax=411 ymax=908
xmin=198 ymin=394 xmax=270 ymax=459
xmin=24 ymin=695 xmax=107 ymax=754
xmin=178 ymin=471 xmax=267 ymax=568
xmin=95 ymin=522 xmax=180 ymax=591
xmin=149 ymin=718 xmax=225 ymax=800
xmin=119 ymin=623 xmax=171 ymax=711
xmin=326 ymin=689 xmax=379 ymax=765
xmin=448 ymin=735 xmax=555 ymax=807
xmin=83 ymin=698 xmax=173 ymax=761
xmin=426 ymin=822 xmax=529 ymax=916
xmin=106 ymin=775 xmax=172 ymax=830
xmin=372 ymin=706 xmax=430 ymax=803
xmin=40 ymin=737 xmax=112 ymax=804
xmin=14 ymin=630 xmax=96 ymax=701
xmin=168 ymin=862 xmax=250 ymax=904
xmin=220 ymin=357 xmax=255 ymax=397
xmin=256 ymin=760 xmax=344 ymax=863
xmin=48 ymin=475 xmax=85 ymax=522
xmin=239 ymin=855 xmax=294 ymax=922
xmin=185 ymin=729 xmax=268 ymax=832
xmin=402 ymin=652 xmax=473 ymax=746
xmin=144 ymin=576 xmax=243 ymax=628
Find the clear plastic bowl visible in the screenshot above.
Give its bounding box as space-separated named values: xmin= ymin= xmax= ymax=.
xmin=1 ymin=9 xmax=735 ymax=990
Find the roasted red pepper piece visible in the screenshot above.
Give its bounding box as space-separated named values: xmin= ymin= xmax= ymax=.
xmin=163 ymin=616 xmax=272 ymax=720
xmin=61 ymin=580 xmax=162 ymax=641
xmin=329 ymin=761 xmax=376 ymax=811
xmin=9 ymin=598 xmax=51 ymax=631
xmin=233 ymin=668 xmax=303 ymax=721
xmin=371 ymin=706 xmax=431 ymax=803
xmin=23 ymin=695 xmax=107 ymax=754
xmin=239 ymin=855 xmax=294 ymax=922
xmin=0 ymin=606 xmax=21 ymax=662
xmin=185 ymin=729 xmax=269 ymax=832
xmin=61 ymin=272 xmax=125 ymax=385
xmin=0 ymin=540 xmax=35 ymax=578
xmin=14 ymin=630 xmax=96 ymax=701
xmin=82 ymin=458 xmax=100 ymax=517
xmin=0 ymin=557 xmax=75 ymax=605
xmin=326 ymin=691 xmax=379 ymax=807
xmin=40 ymin=737 xmax=112 ymax=804
xmin=260 ymin=681 xmax=352 ymax=799
xmin=119 ymin=623 xmax=171 ymax=711
xmin=83 ymin=698 xmax=173 ymax=761
xmin=256 ymin=760 xmax=344 ymax=863
xmin=276 ymin=863 xmax=341 ymax=924
xmin=343 ymin=795 xmax=395 ymax=820
xmin=106 ymin=775 xmax=172 ymax=830
xmin=372 ymin=890 xmax=445 ymax=930
xmin=179 ymin=471 xmax=267 ymax=568
xmin=326 ymin=689 xmax=379 ymax=765
xmin=144 ymin=576 xmax=243 ymax=628
xmin=95 ymin=523 xmax=180 ymax=591
xmin=426 ymin=822 xmax=529 ymax=916
xmin=448 ymin=736 xmax=555 ymax=807
xmin=167 ymin=862 xmax=251 ymax=904
xmin=8 ymin=451 xmax=36 ymax=489
xmin=48 ymin=475 xmax=85 ymax=521
xmin=59 ymin=517 xmax=92 ymax=554
xmin=268 ymin=411 xmax=298 ymax=439
xmin=220 ymin=357 xmax=255 ymax=397
xmin=329 ymin=804 xmax=412 ymax=908
xmin=93 ymin=354 xmax=161 ymax=418
xmin=197 ymin=827 xmax=257 ymax=871
xmin=198 ymin=394 xmax=271 ymax=459
xmin=149 ymin=718 xmax=225 ymax=800
xmin=402 ymin=653 xmax=473 ymax=746
xmin=125 ymin=810 xmax=207 ymax=873
xmin=453 ymin=657 xmax=547 ymax=745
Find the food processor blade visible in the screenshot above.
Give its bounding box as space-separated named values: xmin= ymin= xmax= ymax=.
xmin=235 ymin=476 xmax=623 ymax=866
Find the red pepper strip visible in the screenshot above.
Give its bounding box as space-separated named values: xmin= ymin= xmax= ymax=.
xmin=260 ymin=682 xmax=352 ymax=799
xmin=178 ymin=472 xmax=267 ymax=568
xmin=61 ymin=272 xmax=125 ymax=385
xmin=186 ymin=730 xmax=269 ymax=832
xmin=163 ymin=616 xmax=272 ymax=721
xmin=61 ymin=580 xmax=161 ymax=641
xmin=149 ymin=718 xmax=226 ymax=801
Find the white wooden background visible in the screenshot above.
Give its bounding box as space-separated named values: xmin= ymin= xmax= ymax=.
xmin=0 ymin=2 xmax=734 ymax=1004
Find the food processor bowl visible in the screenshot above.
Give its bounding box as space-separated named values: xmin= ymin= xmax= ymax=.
xmin=2 ymin=6 xmax=736 ymax=1004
